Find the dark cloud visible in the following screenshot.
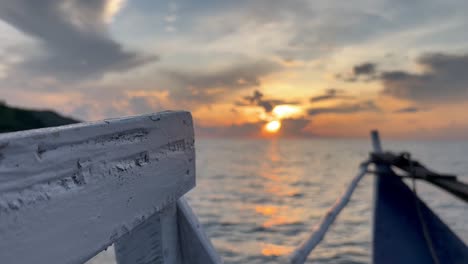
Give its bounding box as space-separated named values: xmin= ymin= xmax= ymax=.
xmin=310 ymin=88 xmax=353 ymax=103
xmin=354 ymin=62 xmax=377 ymax=76
xmin=336 ymin=62 xmax=378 ymax=82
xmin=238 ymin=90 xmax=299 ymax=112
xmin=277 ymin=118 xmax=311 ymax=137
xmin=163 ymin=60 xmax=281 ymax=106
xmin=0 ymin=0 xmax=156 ymax=80
xmin=308 ymin=100 xmax=380 ymax=116
xmin=380 ymin=52 xmax=468 ymax=102
xmin=394 ymin=106 xmax=426 ymax=113
xmin=165 ymin=62 xmax=274 ymax=89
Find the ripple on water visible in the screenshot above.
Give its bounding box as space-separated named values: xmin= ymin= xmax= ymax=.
xmin=187 ymin=139 xmax=468 ymax=264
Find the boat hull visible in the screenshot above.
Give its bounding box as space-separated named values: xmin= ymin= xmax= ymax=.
xmin=373 ymin=166 xmax=468 ymax=264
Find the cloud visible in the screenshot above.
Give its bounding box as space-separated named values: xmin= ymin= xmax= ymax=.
xmin=276 ymin=9 xmax=390 ymax=61
xmin=394 ymin=106 xmax=426 ymax=113
xmin=241 ymin=90 xmax=274 ymax=112
xmin=354 ymin=62 xmax=377 ymax=76
xmin=0 ymin=0 xmax=156 ymax=80
xmin=196 ymin=122 xmax=263 ymax=138
xmin=308 ymin=100 xmax=380 ymax=116
xmin=188 ymin=0 xmax=393 ymax=62
xmin=277 ymin=118 xmax=311 ymax=137
xmin=161 ymin=60 xmax=281 ymax=107
xmin=238 ymin=90 xmax=299 ymax=112
xmin=127 ymin=96 xmax=163 ymax=115
xmin=336 ymin=62 xmax=378 ymax=82
xmin=195 ymin=118 xmax=311 ymax=138
xmin=380 ymin=52 xmax=468 ymax=102
xmin=310 ymin=88 xmax=353 ymax=103
xmin=165 ymin=60 xmax=278 ymax=91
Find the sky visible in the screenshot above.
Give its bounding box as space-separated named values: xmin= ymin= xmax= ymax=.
xmin=1 ymin=0 xmax=468 ymax=139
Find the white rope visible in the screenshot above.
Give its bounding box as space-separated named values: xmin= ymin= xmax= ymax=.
xmin=290 ymin=161 xmax=371 ymax=264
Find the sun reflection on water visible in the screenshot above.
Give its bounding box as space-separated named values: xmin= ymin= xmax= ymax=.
xmin=260 ymin=243 xmax=295 ymax=257
xmin=255 ymin=205 xmax=278 ymax=216
xmin=189 ymin=138 xmax=395 ymax=263
xmin=255 ymin=205 xmax=304 ymax=228
xmin=258 ymin=140 xmax=302 ymax=197
xmin=246 ymin=140 xmax=309 ymax=257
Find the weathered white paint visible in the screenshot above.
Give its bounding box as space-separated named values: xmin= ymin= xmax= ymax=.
xmin=115 ymin=204 xmax=182 ymax=264
xmin=290 ymin=161 xmax=370 ymax=264
xmin=114 ymin=197 xmax=223 ymax=264
xmin=177 ymin=197 xmax=222 ymax=264
xmin=0 ymin=111 xmax=195 ymax=264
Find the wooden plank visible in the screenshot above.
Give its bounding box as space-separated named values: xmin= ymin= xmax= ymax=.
xmin=0 ymin=111 xmax=195 ymax=264
xmin=115 ymin=204 xmax=182 ymax=264
xmin=177 ymin=197 xmax=222 ymax=264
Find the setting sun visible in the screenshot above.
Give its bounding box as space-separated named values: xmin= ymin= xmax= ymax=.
xmin=265 ymin=120 xmax=281 ymax=133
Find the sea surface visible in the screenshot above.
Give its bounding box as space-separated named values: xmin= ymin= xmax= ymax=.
xmin=88 ymin=138 xmax=468 ymax=264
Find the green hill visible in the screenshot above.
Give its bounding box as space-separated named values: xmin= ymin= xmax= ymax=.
xmin=0 ymin=102 xmax=79 ymax=133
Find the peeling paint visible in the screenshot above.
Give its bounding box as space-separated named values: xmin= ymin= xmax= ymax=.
xmin=36 ymin=128 xmax=149 ymax=158
xmin=0 ymin=112 xmax=195 ymax=264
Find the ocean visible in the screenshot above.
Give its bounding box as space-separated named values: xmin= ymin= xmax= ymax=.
xmin=88 ymin=138 xmax=468 ymax=264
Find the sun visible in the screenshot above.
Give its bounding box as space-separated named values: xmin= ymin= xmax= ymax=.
xmin=265 ymin=120 xmax=281 ymax=133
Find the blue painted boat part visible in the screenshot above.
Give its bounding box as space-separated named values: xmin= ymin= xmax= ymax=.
xmin=372 ymin=161 xmax=468 ymax=264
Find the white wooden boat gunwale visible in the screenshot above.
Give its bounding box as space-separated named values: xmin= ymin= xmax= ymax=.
xmin=0 ymin=111 xmax=221 ymax=264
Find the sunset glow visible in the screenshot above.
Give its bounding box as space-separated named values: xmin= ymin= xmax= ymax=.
xmin=272 ymin=105 xmax=303 ymax=119
xmin=265 ymin=120 xmax=281 ymax=133
xmin=1 ymin=1 xmax=468 ymax=139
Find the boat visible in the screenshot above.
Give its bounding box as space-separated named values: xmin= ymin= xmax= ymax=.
xmin=371 ymin=131 xmax=468 ymax=264
xmin=292 ymin=131 xmax=468 ymax=264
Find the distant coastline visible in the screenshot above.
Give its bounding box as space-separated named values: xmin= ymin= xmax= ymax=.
xmin=0 ymin=101 xmax=78 ymax=133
